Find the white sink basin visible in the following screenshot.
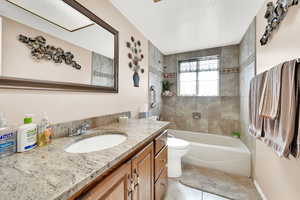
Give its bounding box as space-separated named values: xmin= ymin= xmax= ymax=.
xmin=65 ymin=134 xmax=127 ymax=153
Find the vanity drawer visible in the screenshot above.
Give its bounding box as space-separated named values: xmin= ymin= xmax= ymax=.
xmin=155 ymin=130 xmax=167 ymax=155
xmin=155 ymin=167 xmax=168 ymax=200
xmin=154 ymin=146 xmax=168 ymax=181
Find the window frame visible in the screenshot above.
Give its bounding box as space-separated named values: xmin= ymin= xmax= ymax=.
xmin=177 ymin=55 xmax=220 ymax=97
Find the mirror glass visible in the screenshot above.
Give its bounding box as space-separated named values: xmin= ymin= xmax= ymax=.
xmin=0 ymin=0 xmax=117 ymax=89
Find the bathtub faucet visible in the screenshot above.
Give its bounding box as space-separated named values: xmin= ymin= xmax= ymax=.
xmin=192 ymin=112 xmax=201 ymax=119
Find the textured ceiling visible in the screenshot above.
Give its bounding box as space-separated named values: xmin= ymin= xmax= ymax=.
xmin=110 ymin=0 xmax=265 ymax=55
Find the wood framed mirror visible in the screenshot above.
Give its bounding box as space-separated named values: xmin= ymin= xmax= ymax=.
xmin=0 ymin=0 xmax=119 ymax=92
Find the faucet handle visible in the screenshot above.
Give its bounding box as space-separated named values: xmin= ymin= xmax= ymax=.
xmin=68 ymin=123 xmax=90 ymax=137
xmin=82 ymin=123 xmax=90 ymax=129
xmin=68 ymin=127 xmax=78 ymax=137
xmin=81 ymin=123 xmax=90 ymax=132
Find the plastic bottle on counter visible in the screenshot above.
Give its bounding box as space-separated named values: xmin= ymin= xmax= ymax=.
xmin=0 ymin=112 xmax=17 ymax=158
xmin=37 ymin=112 xmax=52 ymax=147
xmin=17 ymin=114 xmax=37 ymax=152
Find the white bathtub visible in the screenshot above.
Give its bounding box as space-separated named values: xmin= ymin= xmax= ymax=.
xmin=168 ymin=129 xmax=251 ymax=177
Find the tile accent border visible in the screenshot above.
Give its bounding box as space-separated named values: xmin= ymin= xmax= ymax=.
xmin=163 ymin=72 xmax=176 ymax=79
xmin=221 ymin=67 xmax=240 ymax=74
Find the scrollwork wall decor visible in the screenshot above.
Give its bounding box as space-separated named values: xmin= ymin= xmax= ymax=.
xmin=126 ymin=36 xmax=144 ymax=87
xmin=260 ymin=0 xmax=298 ymax=46
xmin=18 ymin=34 xmax=81 ymax=70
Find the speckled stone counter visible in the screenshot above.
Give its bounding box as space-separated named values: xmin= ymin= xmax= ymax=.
xmin=0 ymin=119 xmax=170 ymax=200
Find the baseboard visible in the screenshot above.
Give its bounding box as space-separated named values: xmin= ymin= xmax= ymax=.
xmin=254 ymin=180 xmax=268 ymax=200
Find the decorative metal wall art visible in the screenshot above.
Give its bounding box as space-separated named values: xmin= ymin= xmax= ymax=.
xmin=18 ymin=34 xmax=81 ymax=70
xmin=126 ymin=36 xmax=144 ymax=87
xmin=260 ymin=0 xmax=298 ymax=46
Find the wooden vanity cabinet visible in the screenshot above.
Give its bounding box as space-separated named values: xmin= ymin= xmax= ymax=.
xmin=154 ymin=131 xmax=168 ymax=200
xmin=132 ymin=143 xmax=154 ymax=200
xmin=154 ymin=146 xmax=167 ymax=182
xmin=154 ymin=130 xmax=167 ymax=155
xmin=80 ymin=160 xmax=132 ymax=200
xmin=74 ymin=130 xmax=168 ymax=200
xmin=154 ymin=167 xmax=168 ymax=200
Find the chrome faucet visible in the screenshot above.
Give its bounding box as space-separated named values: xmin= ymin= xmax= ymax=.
xmin=68 ymin=122 xmax=90 ymax=137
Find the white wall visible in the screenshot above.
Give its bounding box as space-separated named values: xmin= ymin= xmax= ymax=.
xmin=0 ymin=0 xmax=149 ymax=125
xmin=255 ymin=1 xmax=300 ymax=199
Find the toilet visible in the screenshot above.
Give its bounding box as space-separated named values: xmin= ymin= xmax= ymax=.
xmin=167 ymin=137 xmax=190 ymax=178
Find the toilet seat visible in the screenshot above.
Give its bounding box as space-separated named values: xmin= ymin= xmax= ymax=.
xmin=167 ymin=138 xmax=189 ymax=150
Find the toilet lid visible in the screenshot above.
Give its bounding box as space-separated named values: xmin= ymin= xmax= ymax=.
xmin=167 ymin=138 xmax=189 ymax=150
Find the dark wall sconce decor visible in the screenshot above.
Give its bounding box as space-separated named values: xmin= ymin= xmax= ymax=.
xmin=260 ymin=0 xmax=298 ymax=46
xmin=19 ymin=34 xmax=81 ymax=70
xmin=126 ymin=36 xmax=144 ymax=87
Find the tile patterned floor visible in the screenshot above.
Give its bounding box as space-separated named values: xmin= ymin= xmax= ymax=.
xmin=176 ymin=164 xmax=261 ymax=200
xmin=165 ymin=180 xmax=230 ymax=200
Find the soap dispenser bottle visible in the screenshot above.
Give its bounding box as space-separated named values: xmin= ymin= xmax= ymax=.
xmin=0 ymin=112 xmax=17 ymax=158
xmin=17 ymin=114 xmax=37 ymax=152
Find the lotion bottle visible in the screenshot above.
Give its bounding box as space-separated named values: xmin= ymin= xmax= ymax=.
xmin=17 ymin=114 xmax=37 ymax=152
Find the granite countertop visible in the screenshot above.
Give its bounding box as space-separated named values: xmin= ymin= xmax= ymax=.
xmin=0 ymin=119 xmax=170 ymax=200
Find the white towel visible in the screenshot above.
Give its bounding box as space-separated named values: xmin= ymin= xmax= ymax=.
xmin=259 ymin=64 xmax=283 ymax=119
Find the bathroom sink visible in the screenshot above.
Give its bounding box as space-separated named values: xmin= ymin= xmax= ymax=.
xmin=65 ymin=133 xmax=127 ymax=153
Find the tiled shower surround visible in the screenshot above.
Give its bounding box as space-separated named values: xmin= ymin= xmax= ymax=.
xmin=148 ymin=41 xmax=164 ymax=117
xmin=239 ymin=20 xmax=256 ymax=151
xmin=239 ymin=19 xmax=256 ymax=175
xmin=161 ymin=45 xmax=241 ymax=136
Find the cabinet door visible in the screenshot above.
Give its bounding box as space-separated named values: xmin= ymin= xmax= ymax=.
xmin=132 ymin=142 xmax=154 ymax=200
xmin=80 ymin=160 xmax=132 ymax=200
xmin=155 ymin=167 xmax=168 ymax=200
xmin=154 ymin=130 xmax=167 ymax=155
xmin=154 ymin=146 xmax=168 ymax=182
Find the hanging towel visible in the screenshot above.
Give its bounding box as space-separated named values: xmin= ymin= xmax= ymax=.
xmin=291 ymin=63 xmax=300 ymax=158
xmin=249 ymin=72 xmax=267 ymax=138
xmin=259 ymin=64 xmax=283 ymax=119
xmin=263 ymin=60 xmax=297 ymax=158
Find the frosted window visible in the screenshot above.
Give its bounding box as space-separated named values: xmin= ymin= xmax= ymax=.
xmin=179 ymin=72 xmax=197 ymax=96
xmin=178 ymin=56 xmax=219 ymax=96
